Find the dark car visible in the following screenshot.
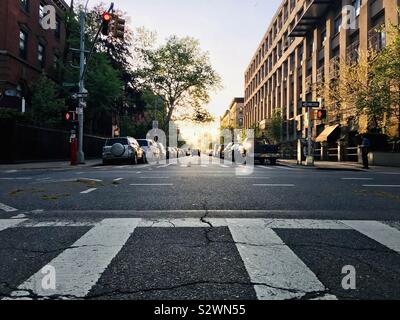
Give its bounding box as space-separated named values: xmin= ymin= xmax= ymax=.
xmin=242 ymin=138 xmax=279 ymax=165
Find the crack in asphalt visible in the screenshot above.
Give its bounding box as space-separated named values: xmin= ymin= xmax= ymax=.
xmin=0 ymin=280 xmax=333 ymax=301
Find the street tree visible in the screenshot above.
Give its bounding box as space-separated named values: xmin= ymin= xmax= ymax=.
xmin=137 ymin=36 xmax=222 ymax=127
xmin=29 ymin=74 xmax=65 ymax=128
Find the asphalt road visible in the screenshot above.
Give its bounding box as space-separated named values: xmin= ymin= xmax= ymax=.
xmin=0 ymin=155 xmax=400 ymax=300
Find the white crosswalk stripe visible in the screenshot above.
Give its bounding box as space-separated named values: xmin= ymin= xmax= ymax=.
xmin=1 ymin=218 xmax=399 ymax=300
xmin=10 ymin=219 xmax=140 ymax=299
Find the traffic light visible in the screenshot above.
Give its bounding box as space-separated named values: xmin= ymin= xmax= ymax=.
xmin=101 ymin=11 xmax=112 ymax=36
xmin=112 ymin=15 xmax=126 ymax=39
xmin=316 ymin=109 xmax=327 ymax=120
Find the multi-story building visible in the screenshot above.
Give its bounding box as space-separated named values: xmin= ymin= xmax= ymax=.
xmin=0 ymin=0 xmax=69 ymax=109
xmin=244 ymin=0 xmax=399 ymax=145
xmin=220 ymin=97 xmax=244 ymax=130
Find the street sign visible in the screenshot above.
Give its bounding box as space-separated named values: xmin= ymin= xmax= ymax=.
xmin=71 ymin=92 xmax=88 ymax=100
xmin=302 ymin=101 xmax=320 ymax=108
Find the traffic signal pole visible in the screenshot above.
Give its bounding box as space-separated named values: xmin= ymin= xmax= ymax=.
xmin=77 ymin=9 xmax=86 ymax=164
xmin=75 ymin=2 xmax=114 ymax=164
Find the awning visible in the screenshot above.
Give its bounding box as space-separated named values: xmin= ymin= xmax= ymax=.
xmin=289 ymin=0 xmax=332 ymax=38
xmin=316 ymin=124 xmax=339 ymax=143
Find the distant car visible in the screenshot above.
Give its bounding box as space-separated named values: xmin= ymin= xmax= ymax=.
xmin=137 ymin=139 xmax=160 ymax=163
xmin=213 ymin=144 xmax=221 ymax=157
xmin=242 ymin=138 xmax=279 ymax=165
xmin=191 ymin=149 xmax=201 ymax=157
xmin=102 ymin=137 xmax=145 ymax=165
xmin=224 ymin=143 xmax=243 ymax=162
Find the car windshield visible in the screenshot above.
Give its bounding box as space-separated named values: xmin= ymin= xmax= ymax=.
xmin=106 ymin=138 xmax=128 ymax=146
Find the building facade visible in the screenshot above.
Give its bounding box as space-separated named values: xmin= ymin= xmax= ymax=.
xmin=220 ymin=97 xmax=244 ymax=130
xmin=0 ymin=0 xmax=69 ymax=109
xmin=244 ymin=0 xmax=400 ymax=144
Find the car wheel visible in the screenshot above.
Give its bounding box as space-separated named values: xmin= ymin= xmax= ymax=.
xmin=130 ymin=154 xmax=138 ymax=165
xmin=142 ymin=154 xmax=147 ymax=164
xmin=102 ymin=159 xmax=110 ymax=166
xmin=269 ymin=158 xmax=277 ymax=165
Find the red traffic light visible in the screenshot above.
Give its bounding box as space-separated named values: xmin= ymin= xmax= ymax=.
xmin=65 ymin=111 xmax=76 ymax=121
xmin=316 ymin=110 xmax=327 ymax=120
xmin=102 ymin=12 xmax=112 ymax=22
xmin=101 ymin=12 xmax=112 ymax=35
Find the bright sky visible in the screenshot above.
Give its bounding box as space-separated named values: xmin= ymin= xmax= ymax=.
xmin=111 ymin=0 xmax=282 ymax=118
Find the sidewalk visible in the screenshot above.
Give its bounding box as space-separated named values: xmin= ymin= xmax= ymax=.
xmin=0 ymin=159 xmax=101 ymax=171
xmin=279 ymin=159 xmax=400 ymax=172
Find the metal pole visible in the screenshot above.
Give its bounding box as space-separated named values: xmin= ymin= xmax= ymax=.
xmin=306 ymin=107 xmax=314 ymax=166
xmin=77 ymin=9 xmax=86 ymax=164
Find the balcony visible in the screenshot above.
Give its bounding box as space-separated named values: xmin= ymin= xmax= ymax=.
xmin=305 ymin=74 xmax=313 ymax=93
xmin=289 ymin=0 xmax=332 ymax=38
xmin=329 ymin=56 xmax=340 ymax=79
xmin=346 ymin=40 xmax=360 ymax=64
xmin=368 ymin=29 xmax=386 ymax=52
xmin=317 ymin=66 xmax=325 ymax=84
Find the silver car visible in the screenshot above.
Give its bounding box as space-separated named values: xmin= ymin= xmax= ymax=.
xmin=102 ymin=137 xmax=144 ymax=165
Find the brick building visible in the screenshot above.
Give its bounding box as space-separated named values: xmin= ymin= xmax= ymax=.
xmin=0 ymin=0 xmax=69 ymax=109
xmin=220 ymin=97 xmax=244 ymax=130
xmin=244 ymin=0 xmax=400 ymax=145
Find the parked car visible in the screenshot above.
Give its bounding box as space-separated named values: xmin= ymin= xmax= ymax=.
xmin=167 ymin=147 xmax=178 ymax=159
xmin=137 ymin=139 xmax=160 ymax=163
xmin=102 ymin=137 xmax=145 ymax=165
xmin=157 ymin=142 xmax=167 ymax=160
xmin=242 ymin=138 xmax=279 ymax=165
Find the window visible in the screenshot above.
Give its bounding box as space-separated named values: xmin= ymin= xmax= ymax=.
xmin=55 ymin=16 xmax=61 ymax=39
xmin=39 ymin=2 xmax=45 ymax=21
xmin=334 ymin=16 xmax=342 ymax=34
xmin=19 ymin=30 xmax=28 ymax=59
xmin=38 ymin=43 xmax=45 ymax=67
xmin=20 ymin=0 xmax=29 ymax=12
xmin=321 ymin=29 xmax=327 ymax=47
xmin=53 ymin=54 xmax=60 ymax=69
xmin=353 ymin=0 xmax=362 ymax=16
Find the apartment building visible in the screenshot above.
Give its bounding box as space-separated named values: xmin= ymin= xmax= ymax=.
xmin=220 ymin=97 xmax=244 ymax=130
xmin=0 ymin=0 xmax=69 ymax=109
xmin=244 ymin=0 xmax=399 ymax=144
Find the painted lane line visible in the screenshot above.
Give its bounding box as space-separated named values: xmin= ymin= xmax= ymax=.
xmin=80 ymin=188 xmax=97 ymax=194
xmin=0 ymin=203 xmax=18 ymax=213
xmin=257 ymin=166 xmax=274 ymax=170
xmin=341 ymin=178 xmax=374 ymax=181
xmin=139 ymin=177 xmax=169 ymax=179
xmin=276 ymin=166 xmax=296 ymax=171
xmin=10 ymin=219 xmax=141 ymax=299
xmin=0 ymin=178 xmax=33 ymax=181
xmin=342 ymin=221 xmax=400 ymax=254
xmin=130 ymin=183 xmax=173 ymax=186
xmin=4 ymin=170 xmax=18 ymax=173
xmin=227 ymin=220 xmax=333 ymax=300
xmin=362 ymin=185 xmax=400 ymax=188
xmin=113 ymin=178 xmax=124 ymax=182
xmin=237 ymin=177 xmax=271 ymax=180
xmin=0 ymin=219 xmax=26 ymax=232
xmin=157 ymin=164 xmax=171 ymax=168
xmin=253 ymin=184 xmax=295 ymax=187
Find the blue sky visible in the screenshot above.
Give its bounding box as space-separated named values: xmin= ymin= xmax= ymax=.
xmin=111 ymin=0 xmax=282 ymax=117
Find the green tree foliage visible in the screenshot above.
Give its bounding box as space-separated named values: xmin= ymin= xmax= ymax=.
xmin=373 ymin=23 xmax=400 ymax=137
xmin=137 ymin=35 xmax=222 ymax=126
xmin=29 ymin=74 xmax=65 ymax=128
xmin=265 ymin=111 xmax=283 ymax=143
